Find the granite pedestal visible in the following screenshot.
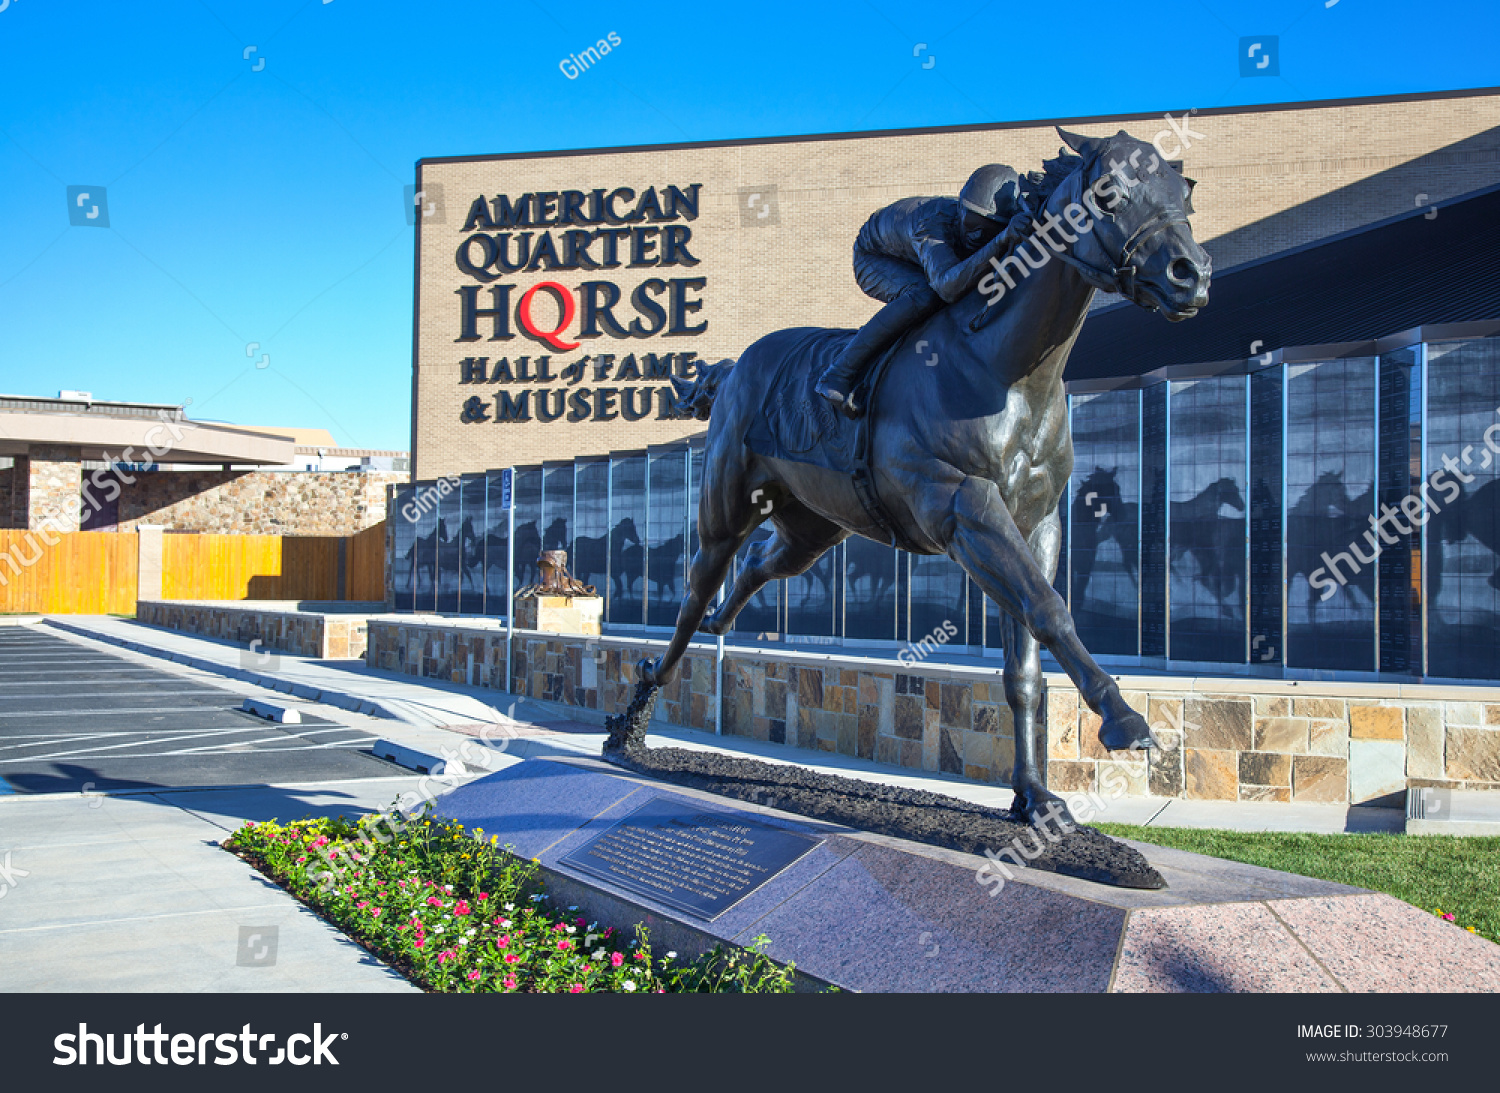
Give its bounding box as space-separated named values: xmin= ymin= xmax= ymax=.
xmin=513 ymin=595 xmax=602 ymax=636
xmin=435 ymin=757 xmax=1500 ymax=993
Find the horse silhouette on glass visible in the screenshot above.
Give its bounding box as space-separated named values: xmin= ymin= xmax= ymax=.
xmin=1286 ymin=470 xmax=1376 ymax=610
xmin=1170 ymin=476 xmax=1245 ymax=610
xmin=1071 ymin=466 xmax=1139 ymax=602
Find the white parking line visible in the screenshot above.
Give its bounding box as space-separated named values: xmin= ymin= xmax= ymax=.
xmin=0 ymin=726 xmax=372 ymax=764
xmin=0 ymin=690 xmax=227 ymax=701
xmin=0 ymin=706 xmax=236 ymax=718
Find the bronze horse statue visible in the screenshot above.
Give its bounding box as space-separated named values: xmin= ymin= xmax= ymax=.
xmin=608 ymin=129 xmax=1211 ymax=826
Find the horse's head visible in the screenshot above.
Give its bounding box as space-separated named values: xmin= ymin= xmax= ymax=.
xmin=1050 ymin=128 xmax=1211 ymax=322
xmin=1215 ymin=477 xmax=1246 ymax=513
xmin=615 ymin=516 xmax=640 ymax=545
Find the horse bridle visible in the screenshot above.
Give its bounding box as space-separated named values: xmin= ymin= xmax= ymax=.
xmin=968 ymin=167 xmax=1188 ymax=332
xmin=1053 ymin=205 xmax=1190 ymax=306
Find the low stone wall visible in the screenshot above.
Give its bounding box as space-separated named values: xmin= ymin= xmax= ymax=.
xmin=365 ymin=618 xmax=1500 ymax=804
xmin=138 ymin=600 xmax=380 ymax=659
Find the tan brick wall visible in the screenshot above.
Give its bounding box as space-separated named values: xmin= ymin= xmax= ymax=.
xmin=413 ymin=90 xmax=1500 ymax=479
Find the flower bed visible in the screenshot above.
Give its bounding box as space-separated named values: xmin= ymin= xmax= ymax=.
xmin=223 ymin=814 xmax=802 ymax=993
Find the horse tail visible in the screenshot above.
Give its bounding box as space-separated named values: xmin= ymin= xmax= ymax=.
xmin=667 ymin=359 xmax=735 ymax=420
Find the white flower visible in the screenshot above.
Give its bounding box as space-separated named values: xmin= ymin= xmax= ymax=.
xmin=592 ymin=950 xmax=605 ymax=961
xmin=504 ymin=903 xmax=515 ymax=911
xmin=445 ymin=885 xmax=453 ymax=891
xmin=666 ymin=951 xmax=677 ymax=959
xmin=459 ymin=938 xmax=469 ymax=946
xmin=623 ymin=981 xmax=636 ymax=992
xmin=466 ymin=928 xmax=476 ymax=936
xmin=565 ymin=926 xmax=576 ymax=934
xmin=434 ymin=926 xmax=445 ymax=933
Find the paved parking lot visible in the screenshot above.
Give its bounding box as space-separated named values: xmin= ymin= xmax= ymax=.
xmin=0 ymin=627 xmax=401 ymax=794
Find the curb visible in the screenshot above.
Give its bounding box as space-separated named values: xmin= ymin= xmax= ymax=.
xmin=43 ymin=618 xmax=397 ymax=722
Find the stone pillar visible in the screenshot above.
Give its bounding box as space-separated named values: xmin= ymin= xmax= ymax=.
xmin=137 ymin=525 xmax=165 ymax=604
xmin=25 ymin=445 xmax=83 ymax=532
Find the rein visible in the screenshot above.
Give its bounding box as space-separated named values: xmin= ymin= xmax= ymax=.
xmin=967 ymin=162 xmax=1184 ymax=330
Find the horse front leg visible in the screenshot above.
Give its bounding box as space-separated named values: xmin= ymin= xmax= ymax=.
xmin=943 ymin=477 xmax=1155 ymax=759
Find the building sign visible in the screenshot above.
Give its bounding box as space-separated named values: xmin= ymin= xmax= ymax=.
xmin=451 ymin=183 xmax=706 ymax=427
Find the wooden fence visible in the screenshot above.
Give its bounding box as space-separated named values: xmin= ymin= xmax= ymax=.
xmin=0 ymin=530 xmax=139 ymax=615
xmin=0 ymin=524 xmax=385 ymax=615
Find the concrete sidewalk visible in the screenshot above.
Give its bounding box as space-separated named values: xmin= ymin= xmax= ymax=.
xmin=0 ymin=777 xmax=428 ymax=991
xmin=43 ymin=616 xmax=1409 ymax=836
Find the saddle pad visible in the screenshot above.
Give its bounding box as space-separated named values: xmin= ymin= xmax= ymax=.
xmin=744 ymin=327 xmax=863 ymax=475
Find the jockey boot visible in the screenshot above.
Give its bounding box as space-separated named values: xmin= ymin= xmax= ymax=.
xmin=815 ymin=286 xmax=944 ymax=418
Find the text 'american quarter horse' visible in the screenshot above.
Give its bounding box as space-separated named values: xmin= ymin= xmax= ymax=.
xmin=605 ymin=128 xmax=1212 ymax=827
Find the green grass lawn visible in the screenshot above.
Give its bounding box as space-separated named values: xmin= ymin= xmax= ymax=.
xmin=1096 ymin=824 xmax=1500 ymax=945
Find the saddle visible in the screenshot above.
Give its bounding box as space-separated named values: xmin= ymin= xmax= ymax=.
xmin=743 ymin=329 xmax=921 ymax=551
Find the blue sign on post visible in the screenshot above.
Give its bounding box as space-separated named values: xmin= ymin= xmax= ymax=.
xmin=499 ymin=467 xmax=513 ymax=510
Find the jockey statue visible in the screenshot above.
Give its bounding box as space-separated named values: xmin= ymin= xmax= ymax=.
xmin=815 ymin=164 xmax=1034 ymax=417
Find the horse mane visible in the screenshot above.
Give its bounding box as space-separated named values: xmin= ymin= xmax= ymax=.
xmin=1022 ymin=149 xmax=1086 ymax=215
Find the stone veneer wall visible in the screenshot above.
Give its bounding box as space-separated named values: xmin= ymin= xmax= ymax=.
xmin=367 ymin=619 xmax=1500 ymax=804
xmin=139 ymin=600 xmax=378 ymax=659
xmin=27 ymin=445 xmax=82 ymax=531
xmin=110 ymin=470 xmax=405 ymax=535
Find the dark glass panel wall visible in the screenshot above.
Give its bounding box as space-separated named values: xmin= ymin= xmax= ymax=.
xmin=435 ymin=481 xmax=462 ymax=614
xmin=411 ymin=481 xmax=437 ymax=613
xmin=1248 ymin=368 xmax=1284 ymax=666
xmin=646 ymin=448 xmax=688 ymax=627
xmin=688 ymin=446 xmax=706 ymax=563
xmin=1168 ymin=377 xmax=1247 ymax=663
xmin=844 ymin=538 xmax=897 ymax=641
xmin=1069 ymin=390 xmax=1141 ymax=656
xmin=1140 ymin=383 xmax=1168 ymax=657
xmin=1426 ymin=337 xmax=1500 ymax=680
xmin=908 ymin=554 xmax=965 ymax=647
xmin=734 ymin=525 xmax=781 ymax=637
xmin=608 ymin=455 xmax=646 ymax=626
xmin=458 ymin=474 xmax=487 ymax=614
xmin=1378 ymin=348 xmax=1422 ymax=674
xmin=1285 ymin=360 xmax=1377 ymax=671
xmin=572 ymin=459 xmax=610 ymax=597
xmin=542 ymin=463 xmax=574 ymax=561
xmin=391 ymin=485 xmax=416 ymax=613
xmin=391 ymin=335 xmax=1500 ymax=685
xmin=512 ymin=467 xmax=543 ymax=592
xmin=483 ymin=472 xmax=509 ymax=617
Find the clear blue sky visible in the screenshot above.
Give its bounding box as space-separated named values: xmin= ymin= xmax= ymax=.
xmin=1 ymin=0 xmax=1496 ymax=450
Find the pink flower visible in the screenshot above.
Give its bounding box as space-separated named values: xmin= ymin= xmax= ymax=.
xmin=553 ymin=923 xmax=566 ymax=933
xmin=497 ymin=935 xmax=511 ymax=947
xmin=557 ymin=940 xmax=571 ymax=951
xmin=610 ymin=952 xmax=624 ymax=968
xmin=415 ymin=940 xmax=425 ymax=949
xmin=438 ymin=949 xmax=457 ymax=963
xmin=478 ymin=892 xmax=489 ymax=900
xmin=505 ymin=954 xmax=521 ymax=964
xmin=569 ymin=984 xmax=584 ymax=993
xmin=467 ymin=971 xmax=481 ymax=981
xmin=503 ymin=976 xmax=517 ymax=990
xmin=455 ymin=901 xmax=471 ymax=916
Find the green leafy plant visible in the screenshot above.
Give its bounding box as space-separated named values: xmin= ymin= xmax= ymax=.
xmin=223 ymin=813 xmax=803 ymax=993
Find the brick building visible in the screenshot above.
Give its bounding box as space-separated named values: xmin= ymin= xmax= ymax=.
xmin=411 ymin=86 xmax=1500 ymax=478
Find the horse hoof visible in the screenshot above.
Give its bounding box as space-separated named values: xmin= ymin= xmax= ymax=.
xmin=1010 ymin=784 xmax=1078 ymax=831
xmin=635 ymin=657 xmax=659 ymax=687
xmin=1099 ymin=708 xmax=1157 ymax=751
